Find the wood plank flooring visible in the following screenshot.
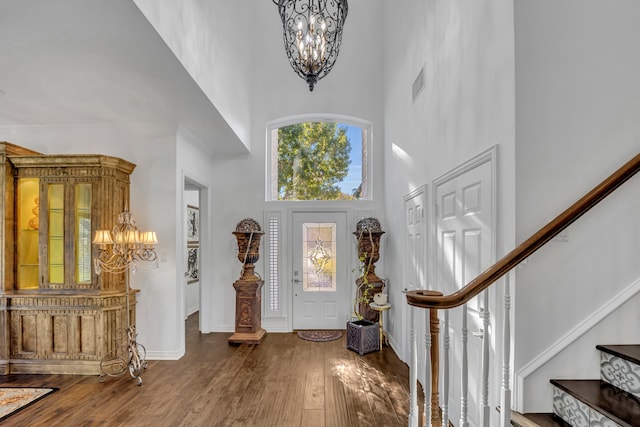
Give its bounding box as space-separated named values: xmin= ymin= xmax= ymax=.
xmin=1 ymin=313 xmax=421 ymax=426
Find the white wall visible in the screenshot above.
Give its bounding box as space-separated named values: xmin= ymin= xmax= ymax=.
xmin=175 ymin=127 xmax=218 ymax=339
xmin=382 ymin=0 xmax=516 ymax=352
xmin=133 ymin=0 xmax=253 ymax=149
xmin=514 ymin=0 xmax=640 ymax=412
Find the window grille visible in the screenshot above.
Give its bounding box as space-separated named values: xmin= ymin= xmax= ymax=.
xmin=265 ymin=213 xmax=281 ymax=315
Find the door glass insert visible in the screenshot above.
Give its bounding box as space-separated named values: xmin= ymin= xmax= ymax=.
xmin=302 ymin=222 xmax=337 ymax=292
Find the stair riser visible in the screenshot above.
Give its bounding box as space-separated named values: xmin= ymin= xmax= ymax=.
xmin=552 ymin=387 xmax=620 ymax=427
xmin=600 ymin=351 xmax=640 ymax=399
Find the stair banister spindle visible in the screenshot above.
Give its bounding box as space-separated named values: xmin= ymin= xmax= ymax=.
xmin=500 ymin=274 xmax=512 ymax=427
xmin=409 ymin=305 xmax=419 ymax=427
xmin=460 ymin=305 xmax=469 ymax=427
xmin=481 ymin=292 xmax=491 ymax=427
xmin=442 ymin=310 xmax=450 ymax=427
xmin=423 ymin=310 xmax=432 ymax=427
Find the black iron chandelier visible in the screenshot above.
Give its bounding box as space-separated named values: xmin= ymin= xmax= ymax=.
xmin=272 ymin=0 xmax=348 ymax=91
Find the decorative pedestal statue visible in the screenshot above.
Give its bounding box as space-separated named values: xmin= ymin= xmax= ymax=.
xmin=229 ymin=218 xmax=266 ymax=345
xmin=354 ymin=218 xmax=385 ymax=322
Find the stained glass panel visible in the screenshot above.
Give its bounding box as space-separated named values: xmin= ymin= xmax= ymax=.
xmin=302 ymin=222 xmax=337 ymax=292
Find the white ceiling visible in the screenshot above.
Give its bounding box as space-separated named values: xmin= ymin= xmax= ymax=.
xmin=0 ymin=0 xmax=245 ymax=155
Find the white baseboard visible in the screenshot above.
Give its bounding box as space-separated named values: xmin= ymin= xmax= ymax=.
xmin=262 ymin=317 xmax=290 ymax=333
xmin=388 ymin=333 xmax=403 ymax=363
xmin=145 ymin=347 xmax=185 ymax=360
xmin=185 ymin=306 xmax=199 ymax=318
xmin=212 ymin=324 xmax=235 ymax=333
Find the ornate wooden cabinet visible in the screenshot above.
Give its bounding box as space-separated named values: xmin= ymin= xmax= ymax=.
xmin=0 ymin=142 xmax=136 ymax=375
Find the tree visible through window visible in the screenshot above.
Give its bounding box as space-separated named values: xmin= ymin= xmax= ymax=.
xmin=273 ymin=121 xmax=365 ymax=200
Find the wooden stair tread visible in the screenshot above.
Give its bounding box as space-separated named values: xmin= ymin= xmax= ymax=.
xmin=511 ymin=412 xmax=571 ymax=427
xmin=596 ymin=344 xmax=640 ymax=365
xmin=551 ymin=379 xmax=640 ymax=426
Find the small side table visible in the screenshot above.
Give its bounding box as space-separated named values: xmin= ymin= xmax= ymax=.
xmin=369 ymin=302 xmax=391 ymax=351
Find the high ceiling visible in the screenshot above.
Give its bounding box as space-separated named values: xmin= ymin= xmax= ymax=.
xmin=0 ymin=0 xmax=244 ymax=154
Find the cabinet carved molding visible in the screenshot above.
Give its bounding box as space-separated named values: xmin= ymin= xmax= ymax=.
xmin=0 ymin=142 xmax=138 ymax=375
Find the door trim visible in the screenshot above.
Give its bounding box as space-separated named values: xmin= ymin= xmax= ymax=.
xmin=432 ymin=146 xmax=497 ymax=267
xmin=402 ymin=184 xmax=429 ymax=363
xmin=288 ymin=208 xmax=351 ymax=331
xmin=431 ymin=145 xmax=498 ymax=426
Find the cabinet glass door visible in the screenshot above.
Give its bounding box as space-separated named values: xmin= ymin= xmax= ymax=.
xmin=75 ymin=183 xmax=92 ymax=284
xmin=48 ymin=184 xmax=65 ymax=284
xmin=17 ymin=178 xmax=40 ymax=289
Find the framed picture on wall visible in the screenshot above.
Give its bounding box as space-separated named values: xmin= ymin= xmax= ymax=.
xmin=187 ymin=205 xmax=199 ymax=243
xmin=187 ymin=245 xmax=199 ymax=284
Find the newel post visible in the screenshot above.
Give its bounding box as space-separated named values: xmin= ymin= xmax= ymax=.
xmin=422 ymin=290 xmax=443 ymax=427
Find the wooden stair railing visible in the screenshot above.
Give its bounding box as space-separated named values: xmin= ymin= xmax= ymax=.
xmin=406 ymin=152 xmax=640 ymax=310
xmin=405 ymin=152 xmax=640 ymax=427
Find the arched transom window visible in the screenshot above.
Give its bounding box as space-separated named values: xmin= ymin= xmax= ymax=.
xmin=267 ymin=116 xmax=371 ymax=201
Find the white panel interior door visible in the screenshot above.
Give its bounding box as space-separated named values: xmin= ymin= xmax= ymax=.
xmin=403 ymin=185 xmax=428 ymax=363
xmin=292 ymin=211 xmax=348 ymax=330
xmin=435 ymin=157 xmax=493 ymax=427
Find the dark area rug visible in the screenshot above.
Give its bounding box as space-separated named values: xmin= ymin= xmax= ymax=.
xmin=0 ymin=387 xmax=58 ymax=422
xmin=297 ymin=330 xmax=343 ymax=342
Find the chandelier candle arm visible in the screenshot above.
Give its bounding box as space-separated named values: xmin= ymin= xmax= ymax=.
xmin=92 ymin=211 xmax=159 ymax=275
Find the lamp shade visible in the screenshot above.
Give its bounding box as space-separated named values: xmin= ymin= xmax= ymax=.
xmin=123 ymin=230 xmax=140 ymax=245
xmin=93 ymin=230 xmax=114 ymax=245
xmin=140 ymin=231 xmax=158 ymax=246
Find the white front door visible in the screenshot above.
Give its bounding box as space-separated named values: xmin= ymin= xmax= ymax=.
xmin=292 ymin=211 xmax=348 ymax=330
xmin=434 ymin=150 xmax=495 ymax=427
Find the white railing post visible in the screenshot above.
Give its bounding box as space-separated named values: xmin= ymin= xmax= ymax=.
xmin=441 ymin=310 xmax=449 ymax=427
xmin=409 ymin=305 xmax=419 ymax=427
xmin=481 ymin=292 xmax=491 ymax=427
xmin=423 ymin=312 xmax=432 ymax=427
xmin=460 ymin=305 xmax=469 ymax=427
xmin=500 ymin=274 xmax=512 ymax=427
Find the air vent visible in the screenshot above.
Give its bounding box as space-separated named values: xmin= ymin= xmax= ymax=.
xmin=412 ymin=66 xmax=425 ymax=103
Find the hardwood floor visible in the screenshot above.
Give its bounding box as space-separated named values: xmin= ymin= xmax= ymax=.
xmin=2 ymin=313 xmax=421 ymax=426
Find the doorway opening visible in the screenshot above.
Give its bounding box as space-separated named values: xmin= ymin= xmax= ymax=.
xmin=183 ymin=176 xmax=206 ymax=335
